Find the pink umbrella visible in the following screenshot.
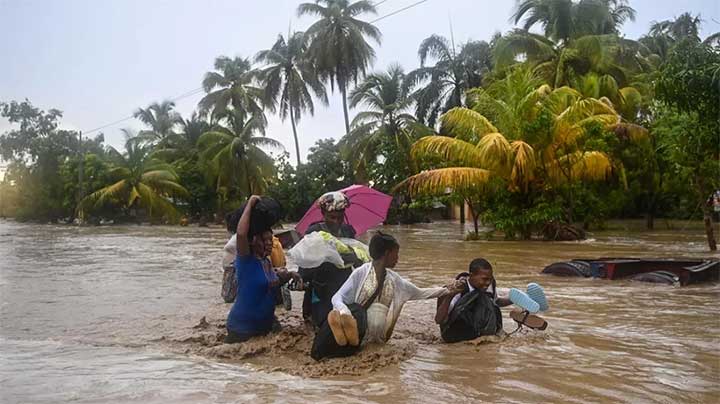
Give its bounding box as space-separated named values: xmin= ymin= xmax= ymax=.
xmin=295 ymin=184 xmax=393 ymax=236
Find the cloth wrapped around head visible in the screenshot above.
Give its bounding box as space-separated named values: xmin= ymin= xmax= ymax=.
xmin=318 ymin=191 xmax=350 ymax=212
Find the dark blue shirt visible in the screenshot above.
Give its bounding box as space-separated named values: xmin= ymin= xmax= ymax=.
xmin=226 ymin=254 xmax=278 ymax=336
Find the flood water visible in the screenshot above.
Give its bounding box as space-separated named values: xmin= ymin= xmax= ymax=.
xmin=1 ymin=219 xmax=718 ymax=403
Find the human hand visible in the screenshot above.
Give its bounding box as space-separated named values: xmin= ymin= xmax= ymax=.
xmin=446 ymin=279 xmax=467 ymax=294
xmin=248 ymin=195 xmax=262 ymax=205
xmin=290 ymin=272 xmax=304 ymax=290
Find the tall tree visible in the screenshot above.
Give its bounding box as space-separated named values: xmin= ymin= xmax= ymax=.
xmin=154 ymin=112 xmax=212 ymax=162
xmin=0 ymin=100 xmax=79 ymax=220
xmin=198 ymin=56 xmax=266 ymax=129
xmin=649 ymin=12 xmax=701 ymax=42
xmin=398 ymin=69 xmax=638 ymax=235
xmin=132 ymin=100 xmax=183 ymax=144
xmin=494 ymin=27 xmax=654 ymax=88
xmin=406 ymin=35 xmax=494 ymax=127
xmin=655 ymin=39 xmax=720 ymax=251
xmin=197 ymin=110 xmax=282 ymax=199
xmin=297 ymin=0 xmax=381 ymax=135
xmin=78 ymin=132 xmax=188 ymax=221
xmin=343 ymin=64 xmax=427 ymax=187
xmin=512 ymin=0 xmax=636 ymax=44
xmin=256 ymin=32 xmax=328 ymax=166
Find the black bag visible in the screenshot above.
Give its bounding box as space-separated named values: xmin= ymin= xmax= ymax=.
xmin=440 ymin=289 xmax=503 ymax=343
xmin=310 ymin=303 xmax=367 ymax=360
xmin=228 ymin=197 xmax=284 ymax=236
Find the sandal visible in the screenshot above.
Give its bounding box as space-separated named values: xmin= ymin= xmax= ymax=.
xmin=510 ymin=308 xmax=548 ymax=331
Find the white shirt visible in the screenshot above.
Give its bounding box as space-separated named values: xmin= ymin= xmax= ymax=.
xmin=448 ymin=280 xmax=496 ymax=312
xmin=222 ymin=234 xmax=236 ymax=269
xmin=331 ymin=262 xmax=450 ymax=342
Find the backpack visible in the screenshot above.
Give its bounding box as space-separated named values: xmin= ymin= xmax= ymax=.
xmin=441 ymin=288 xmax=502 ymax=343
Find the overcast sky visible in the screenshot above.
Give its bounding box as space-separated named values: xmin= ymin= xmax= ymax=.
xmin=1 ymin=0 xmax=718 ymax=164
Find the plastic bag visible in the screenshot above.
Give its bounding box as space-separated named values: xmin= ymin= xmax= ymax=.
xmin=288 ymin=232 xmax=344 ymax=268
xmin=288 ymin=232 xmax=371 ymax=269
xmin=339 ymin=238 xmax=371 ymax=263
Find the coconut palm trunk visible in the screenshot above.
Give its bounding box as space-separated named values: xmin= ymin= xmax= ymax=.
xmin=289 ymin=107 xmax=301 ymax=166
xmin=341 ymin=86 xmax=351 ymax=135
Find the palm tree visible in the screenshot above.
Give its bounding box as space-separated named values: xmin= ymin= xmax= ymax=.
xmin=406 ymin=35 xmax=494 ymax=127
xmin=649 ymin=12 xmax=701 ymax=42
xmin=78 ymin=131 xmax=188 ymax=220
xmin=397 ymin=69 xmax=640 ymax=235
xmin=495 ymin=29 xmax=654 ymax=91
xmin=153 ymin=112 xmax=212 ymax=162
xmin=133 ymin=100 xmax=183 ymax=144
xmin=197 ymin=110 xmax=283 ymax=198
xmin=297 ymin=0 xmax=381 ymax=135
xmin=341 ymin=64 xmax=428 ymax=185
xmin=512 ymin=0 xmax=636 ymax=44
xmin=256 ymin=32 xmax=328 ymax=166
xmin=499 ymin=1 xmax=650 ymax=93
xmin=198 ymin=56 xmax=266 ymax=129
xmin=639 ymin=13 xmax=718 ymax=59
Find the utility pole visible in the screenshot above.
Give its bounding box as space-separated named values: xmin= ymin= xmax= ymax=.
xmin=77 ymin=131 xmax=85 ymax=223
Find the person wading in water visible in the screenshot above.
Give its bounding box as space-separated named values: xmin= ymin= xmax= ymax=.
xmin=299 ymin=191 xmax=363 ymax=328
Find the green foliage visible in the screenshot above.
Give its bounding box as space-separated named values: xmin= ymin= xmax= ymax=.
xmin=406 ymin=35 xmax=494 ymax=126
xmin=656 ymin=39 xmax=720 ymax=125
xmin=0 ymin=100 xmax=80 ymax=220
xmin=2 ymin=4 xmax=717 ymax=247
xmin=481 ymin=186 xmax=564 ymax=239
xmin=267 ymin=139 xmax=354 ymax=221
xmin=298 ymin=0 xmax=381 ymax=133
xmin=60 ymin=153 xmax=113 ymax=216
xmin=78 ymin=136 xmax=189 ymax=222
xmin=256 ymin=31 xmax=328 ymax=165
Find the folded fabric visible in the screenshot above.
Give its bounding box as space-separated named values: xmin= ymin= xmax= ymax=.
xmin=526 ymin=282 xmax=549 ymax=312
xmin=509 ymin=288 xmax=540 ymax=313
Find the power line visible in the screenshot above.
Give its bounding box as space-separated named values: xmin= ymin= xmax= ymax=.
xmin=370 ymin=0 xmax=430 ymax=23
xmin=81 ymin=0 xmax=431 ymax=136
xmin=82 ymin=87 xmax=205 ymax=136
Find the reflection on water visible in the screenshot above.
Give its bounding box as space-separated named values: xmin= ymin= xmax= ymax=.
xmin=1 ymin=220 xmax=718 ymax=403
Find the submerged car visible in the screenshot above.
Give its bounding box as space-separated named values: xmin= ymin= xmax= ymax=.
xmin=541 ymin=258 xmax=720 ymax=286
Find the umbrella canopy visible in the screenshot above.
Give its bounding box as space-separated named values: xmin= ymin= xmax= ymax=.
xmin=295 ymin=184 xmax=393 ymax=236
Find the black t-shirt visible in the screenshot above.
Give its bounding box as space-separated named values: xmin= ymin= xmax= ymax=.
xmin=304 ymin=222 xmax=357 ymax=239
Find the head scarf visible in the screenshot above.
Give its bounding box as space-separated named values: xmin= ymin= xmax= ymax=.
xmin=318 ymin=191 xmax=350 ymax=212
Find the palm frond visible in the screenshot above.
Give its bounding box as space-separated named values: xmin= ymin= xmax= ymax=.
xmin=509 ymin=140 xmax=536 ymax=191
xmin=439 ymin=107 xmax=499 ymax=141
xmin=394 ymin=167 xmax=492 ymax=196
xmin=611 ymin=123 xmax=649 ymax=143
xmin=476 ymin=132 xmax=513 ymax=172
xmin=411 ymin=136 xmax=485 ymax=168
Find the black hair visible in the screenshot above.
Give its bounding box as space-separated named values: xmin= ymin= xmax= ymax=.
xmin=369 ymin=231 xmax=400 ymax=260
xmin=226 ymin=209 xmax=242 ymax=234
xmin=468 ymin=258 xmax=493 ymax=274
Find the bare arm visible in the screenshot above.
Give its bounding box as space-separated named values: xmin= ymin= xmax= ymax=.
xmin=435 ymin=294 xmax=456 ymax=324
xmin=236 ymin=195 xmax=260 ymax=257
xmin=331 ymin=266 xmax=365 ymax=315
xmin=276 ymin=268 xmax=303 ymax=289
xmin=496 ymin=296 xmax=513 ymax=307
xmin=435 ymin=278 xmax=468 ymax=323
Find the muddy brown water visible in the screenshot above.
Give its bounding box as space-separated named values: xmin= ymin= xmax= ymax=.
xmin=1 ymin=219 xmax=718 ymax=403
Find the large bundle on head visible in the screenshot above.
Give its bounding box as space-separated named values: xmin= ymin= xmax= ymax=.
xmin=226 ymin=197 xmax=284 ymax=238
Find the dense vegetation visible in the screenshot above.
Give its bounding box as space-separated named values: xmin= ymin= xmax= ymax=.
xmin=1 ymin=1 xmax=718 ymax=249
